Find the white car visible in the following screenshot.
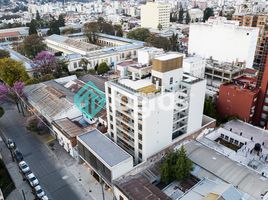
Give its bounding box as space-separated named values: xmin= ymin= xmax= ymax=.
xmin=34 ymin=185 xmax=45 ymax=198
xmin=7 ymin=139 xmax=15 ymax=149
xmin=41 ymin=195 xmax=49 ymax=200
xmin=26 ymin=172 xmax=39 ymax=187
xmin=18 ymin=161 xmax=30 ymax=173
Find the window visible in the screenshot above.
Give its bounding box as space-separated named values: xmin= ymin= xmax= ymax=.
xmin=108 ymin=97 xmax=112 ymax=103
xmin=138 ymin=124 xmax=142 ymax=131
xmin=110 ymin=115 xmax=113 ymax=121
xmin=74 ymin=62 xmax=78 ymax=68
xmin=170 ymin=77 xmax=173 ymax=84
xmin=139 ymin=143 xmax=142 ymax=150
xmin=138 ymin=133 xmax=142 ymax=141
xmin=108 ymin=87 xmax=111 ymax=94
xmin=111 ymin=132 xmax=114 ymax=138
xmin=138 ymin=152 xmax=142 ymax=159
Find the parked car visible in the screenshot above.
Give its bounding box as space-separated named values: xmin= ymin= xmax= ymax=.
xmin=26 ymin=172 xmax=39 ymax=187
xmin=14 ymin=149 xmax=23 ymax=162
xmin=34 ymin=185 xmax=45 ymax=198
xmin=19 ymin=161 xmax=30 ymax=173
xmin=41 ymin=195 xmax=49 ymax=200
xmin=7 ymin=139 xmax=15 ymax=149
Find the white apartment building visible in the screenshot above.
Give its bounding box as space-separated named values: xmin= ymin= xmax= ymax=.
xmin=105 ymin=53 xmax=206 ymax=164
xmin=188 ymin=17 xmax=259 ymax=68
xmin=183 ymin=56 xmax=206 ymax=78
xmin=140 ymin=2 xmax=171 ymax=29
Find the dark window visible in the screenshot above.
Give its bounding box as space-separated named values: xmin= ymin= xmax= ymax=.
xmin=138 ymin=133 xmax=142 ymax=141
xmin=108 ymin=87 xmax=111 ymax=94
xmin=138 ymin=124 xmax=142 ymax=131
xmin=139 ymin=143 xmax=142 ymax=150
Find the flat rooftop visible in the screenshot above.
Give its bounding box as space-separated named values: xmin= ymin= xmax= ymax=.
xmin=78 ymin=129 xmax=132 ymax=167
xmin=118 ymin=78 xmax=154 ymax=91
xmin=155 ymin=53 xmax=182 ymax=61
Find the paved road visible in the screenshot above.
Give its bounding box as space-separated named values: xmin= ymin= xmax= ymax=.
xmin=0 ymin=104 xmax=92 ymax=200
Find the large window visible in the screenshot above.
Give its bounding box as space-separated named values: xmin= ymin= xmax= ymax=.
xmin=78 ymin=141 xmax=112 ymax=183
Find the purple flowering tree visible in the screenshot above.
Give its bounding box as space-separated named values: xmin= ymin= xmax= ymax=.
xmin=0 ymin=81 xmax=25 ymax=114
xmin=33 ymin=51 xmax=57 ymax=75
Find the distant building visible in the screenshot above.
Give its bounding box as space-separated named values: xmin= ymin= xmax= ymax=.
xmin=188 ymin=17 xmax=259 ymax=68
xmin=105 ymin=53 xmax=206 ymax=164
xmin=217 ymin=75 xmax=259 ymax=123
xmin=140 ymin=2 xmax=170 ymax=29
xmin=232 ymin=14 xmax=268 ymax=71
xmin=45 ymin=33 xmax=144 ymax=72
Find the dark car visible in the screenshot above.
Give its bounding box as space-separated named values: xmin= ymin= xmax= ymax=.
xmin=14 ymin=149 xmax=23 ymax=162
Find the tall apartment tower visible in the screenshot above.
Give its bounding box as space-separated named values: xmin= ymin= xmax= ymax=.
xmin=232 ymin=14 xmax=268 ymax=75
xmin=105 ymin=54 xmax=206 ymax=164
xmin=141 ymin=2 xmax=170 ymax=29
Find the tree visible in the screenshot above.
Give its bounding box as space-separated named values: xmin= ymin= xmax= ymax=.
xmin=157 ymin=23 xmax=163 ymax=31
xmin=146 ymin=35 xmax=171 ymax=51
xmin=28 ymin=19 xmax=38 ymax=35
xmin=58 ymin=14 xmax=65 ymax=27
xmin=170 ymin=33 xmax=179 ymax=51
xmin=203 ymin=98 xmax=217 ymax=118
xmin=33 ymin=51 xmax=57 ymax=76
xmin=61 ymin=27 xmax=78 ymax=35
xmin=0 ymin=107 xmax=4 ymax=118
xmin=79 ymin=58 xmax=89 ymax=72
xmin=185 ymin=11 xmax=191 ymax=24
xmin=84 ymin=22 xmax=100 ymax=44
xmin=0 ymin=81 xmax=25 ymax=114
xmin=127 ymin=28 xmax=151 ymax=41
xmin=22 ymin=35 xmax=47 ymax=59
xmin=178 ymin=4 xmax=184 ymax=23
xmin=36 ymin=11 xmax=41 ymax=21
xmin=0 ymin=49 xmax=10 ymax=59
xmin=97 ymin=62 xmax=109 ymax=74
xmin=0 ymin=58 xmax=29 ymax=86
xmin=160 ymin=146 xmax=193 ymax=184
xmin=47 ymin=19 xmax=60 ymax=36
xmin=203 ymin=7 xmax=214 ymax=22
xmin=114 ymin=24 xmax=123 ymax=37
xmin=174 ymin=146 xmax=193 ymax=181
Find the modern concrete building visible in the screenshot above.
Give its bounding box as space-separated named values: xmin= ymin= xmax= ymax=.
xmin=140 ymin=2 xmax=170 ymax=29
xmin=105 ymin=53 xmax=206 ymax=164
xmin=217 ymin=75 xmax=259 ymax=123
xmin=183 ymin=56 xmax=206 ymax=79
xmin=188 ymin=17 xmax=259 ymax=68
xmin=77 ymin=129 xmax=133 ymax=187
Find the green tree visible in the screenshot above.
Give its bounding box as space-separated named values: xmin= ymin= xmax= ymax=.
xmin=0 ymin=58 xmax=29 ymax=86
xmin=178 ymin=4 xmax=184 ymax=23
xmin=146 ymin=35 xmax=171 ymax=51
xmin=58 ymin=14 xmax=65 ymax=27
xmin=203 ymin=98 xmax=217 ymax=118
xmin=174 ymin=146 xmax=193 ymax=181
xmin=61 ymin=27 xmax=78 ymax=35
xmin=0 ymin=49 xmax=10 ymax=59
xmin=127 ymin=28 xmax=151 ymax=41
xmin=160 ymin=147 xmax=193 ymax=184
xmin=84 ymin=22 xmax=100 ymax=44
xmin=0 ymin=107 xmax=4 ymax=118
xmin=22 ymin=35 xmax=46 ymax=59
xmin=170 ymin=33 xmax=178 ymax=51
xmin=79 ymin=58 xmax=89 ymax=72
xmin=47 ymin=19 xmax=60 ymax=36
xmin=185 ymin=11 xmax=191 ymax=24
xmin=36 ymin=11 xmax=41 ymax=21
xmin=114 ymin=24 xmax=123 ymax=37
xmin=28 ymin=19 xmax=38 ymax=35
xmin=97 ymin=62 xmax=109 ymax=74
xmin=203 ymin=7 xmax=214 ymax=22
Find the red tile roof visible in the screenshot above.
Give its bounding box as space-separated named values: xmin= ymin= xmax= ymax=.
xmin=0 ymin=31 xmax=20 ymax=38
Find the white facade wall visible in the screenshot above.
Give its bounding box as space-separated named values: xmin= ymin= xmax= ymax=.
xmin=51 ymin=125 xmax=76 ymax=158
xmin=186 ymin=79 xmax=206 ymax=134
xmin=137 ymin=48 xmax=164 ymax=65
xmin=188 ymin=20 xmax=259 ymax=68
xmin=152 ymin=68 xmax=183 ymax=89
xmin=141 ymin=2 xmax=170 ymax=29
xmin=183 ymin=57 xmax=206 ymax=78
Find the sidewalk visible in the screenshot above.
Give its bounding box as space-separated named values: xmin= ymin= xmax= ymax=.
xmin=35 ymin=133 xmax=114 ymax=200
xmin=0 ymin=135 xmax=34 ymax=200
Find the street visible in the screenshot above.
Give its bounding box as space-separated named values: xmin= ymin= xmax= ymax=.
xmin=0 ymin=103 xmax=96 ymax=200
